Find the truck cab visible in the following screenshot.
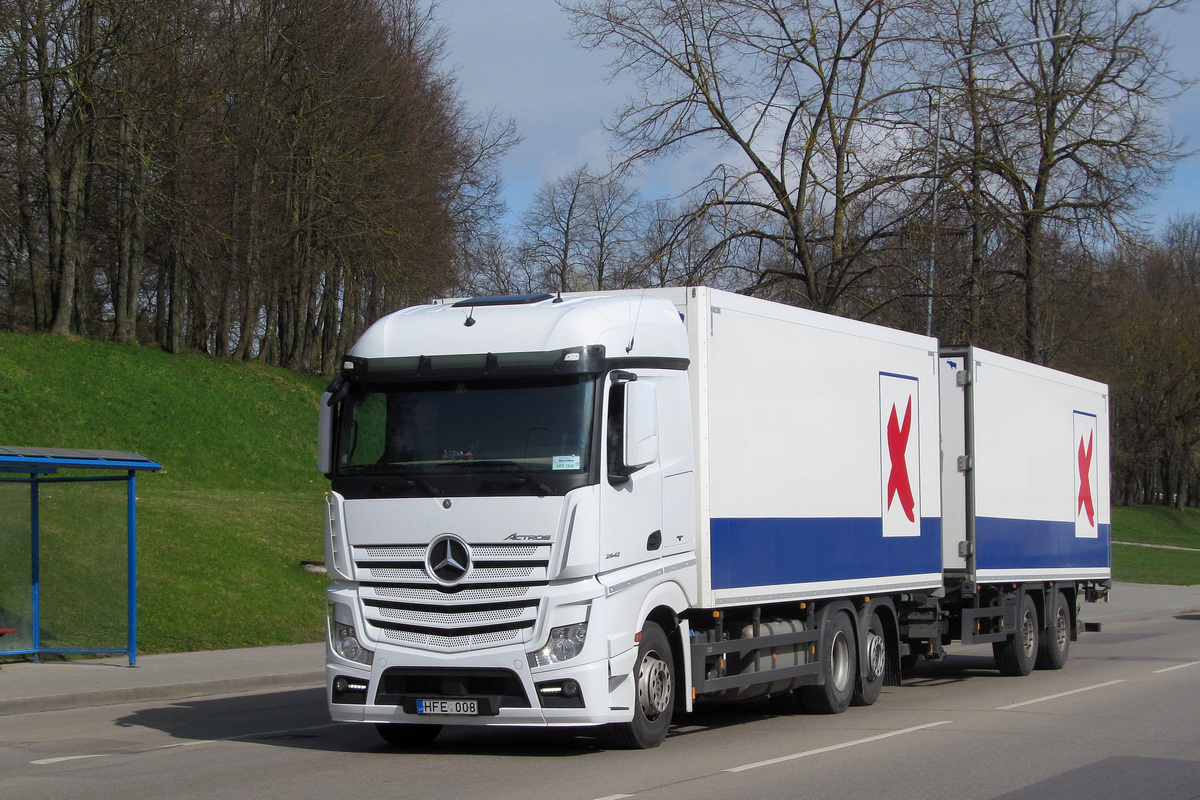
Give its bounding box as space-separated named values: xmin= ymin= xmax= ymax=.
xmin=319 ymin=292 xmax=696 ymax=747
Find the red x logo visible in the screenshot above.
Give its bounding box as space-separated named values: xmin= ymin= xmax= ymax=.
xmin=1077 ymin=432 xmax=1095 ymax=527
xmin=887 ymin=397 xmax=915 ymax=523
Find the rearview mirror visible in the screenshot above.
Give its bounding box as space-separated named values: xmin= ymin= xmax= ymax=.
xmin=622 ymin=379 xmax=659 ymax=471
xmin=317 ymin=392 xmax=334 ymax=475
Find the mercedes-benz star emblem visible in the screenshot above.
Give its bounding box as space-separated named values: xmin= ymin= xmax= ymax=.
xmin=426 ymin=534 xmax=471 ymax=586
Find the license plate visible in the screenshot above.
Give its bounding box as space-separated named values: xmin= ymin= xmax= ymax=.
xmin=416 ymin=698 xmax=479 ymax=716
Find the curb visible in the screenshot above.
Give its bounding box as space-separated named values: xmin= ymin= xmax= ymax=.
xmin=0 ymin=670 xmax=325 ymax=717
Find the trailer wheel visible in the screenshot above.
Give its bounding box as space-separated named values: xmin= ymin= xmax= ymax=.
xmin=376 ymin=723 xmax=442 ymax=747
xmin=801 ymin=611 xmax=857 ymax=714
xmin=608 ymin=622 xmax=674 ymax=749
xmin=993 ymin=593 xmax=1039 ymax=676
xmin=852 ymin=612 xmax=886 ymax=707
xmin=1036 ymin=591 xmax=1071 ymax=670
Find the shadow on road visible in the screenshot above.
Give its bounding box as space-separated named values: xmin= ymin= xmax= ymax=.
xmin=991 ymin=756 xmax=1200 ymax=800
xmin=113 ymin=687 xmax=617 ymax=756
xmin=897 ymin=653 xmax=1001 ymax=686
xmin=111 ymin=684 xmax=849 ymax=756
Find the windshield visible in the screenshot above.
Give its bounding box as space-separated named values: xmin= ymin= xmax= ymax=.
xmin=336 ymin=375 xmax=597 ymax=488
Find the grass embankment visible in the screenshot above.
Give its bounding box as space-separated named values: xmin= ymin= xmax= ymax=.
xmin=1113 ymin=505 xmax=1200 ymax=586
xmin=0 ymin=333 xmax=330 ymax=655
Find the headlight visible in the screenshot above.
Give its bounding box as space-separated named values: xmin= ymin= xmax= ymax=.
xmin=328 ymin=602 xmax=373 ymax=667
xmin=529 ymin=622 xmax=588 ymax=668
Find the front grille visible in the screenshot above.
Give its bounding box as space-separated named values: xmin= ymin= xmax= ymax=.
xmin=375 ymin=667 xmax=531 ymax=710
xmin=354 ymin=540 xmax=552 ymax=653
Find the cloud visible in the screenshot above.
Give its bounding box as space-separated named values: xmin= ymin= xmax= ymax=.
xmin=441 ymin=0 xmax=1200 ymax=230
xmin=440 ymin=0 xmax=639 ymax=214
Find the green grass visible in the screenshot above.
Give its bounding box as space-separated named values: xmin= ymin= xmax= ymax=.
xmin=0 ymin=333 xmax=330 ymax=655
xmin=1112 ymin=505 xmax=1200 ymax=586
xmin=1112 ymin=543 xmax=1200 ymax=586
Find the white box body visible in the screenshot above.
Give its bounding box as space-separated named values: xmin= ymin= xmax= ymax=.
xmin=647 ymin=288 xmax=945 ymax=608
xmin=939 ymin=346 xmax=1111 ymax=583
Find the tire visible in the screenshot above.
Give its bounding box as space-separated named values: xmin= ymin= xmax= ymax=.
xmin=993 ymin=593 xmax=1039 ymax=677
xmin=852 ymin=612 xmax=886 ymax=707
xmin=608 ymin=621 xmax=674 ymax=749
xmin=800 ymin=611 xmax=857 ymax=714
xmin=376 ymin=722 xmax=442 ymax=747
xmin=1036 ymin=591 xmax=1071 ymax=670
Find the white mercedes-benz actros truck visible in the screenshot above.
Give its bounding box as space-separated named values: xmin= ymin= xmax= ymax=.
xmin=318 ymin=287 xmax=1111 ymax=748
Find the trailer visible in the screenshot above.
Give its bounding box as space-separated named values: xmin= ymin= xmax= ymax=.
xmin=317 ymin=287 xmax=1111 ymax=749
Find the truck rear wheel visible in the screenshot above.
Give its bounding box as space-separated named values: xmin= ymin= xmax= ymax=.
xmin=1036 ymin=590 xmax=1070 ymax=670
xmin=608 ymin=621 xmax=674 ymax=749
xmin=993 ymin=593 xmax=1039 ymax=676
xmin=376 ymin=722 xmax=442 ymax=747
xmin=801 ymin=611 xmax=856 ymax=714
xmin=852 ymin=612 xmax=886 ymax=707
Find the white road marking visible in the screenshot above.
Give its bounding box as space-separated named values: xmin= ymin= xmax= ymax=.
xmin=30 ymin=754 xmax=113 ymax=765
xmin=1153 ymin=660 xmax=1200 ymax=674
xmin=997 ymin=679 xmax=1126 ymax=710
xmin=723 ymin=721 xmax=953 ymax=773
xmin=31 ymin=722 xmax=345 ymax=766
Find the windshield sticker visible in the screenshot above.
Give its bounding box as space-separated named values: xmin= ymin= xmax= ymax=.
xmin=553 ymin=455 xmax=582 ymax=471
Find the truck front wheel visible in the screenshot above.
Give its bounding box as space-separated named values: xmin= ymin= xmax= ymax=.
xmin=609 ymin=621 xmax=674 ymax=749
xmin=993 ymin=593 xmax=1039 ymax=676
xmin=801 ymin=611 xmax=857 ymax=714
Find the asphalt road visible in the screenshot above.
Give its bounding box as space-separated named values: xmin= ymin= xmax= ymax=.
xmin=2 ymin=612 xmax=1199 ymax=800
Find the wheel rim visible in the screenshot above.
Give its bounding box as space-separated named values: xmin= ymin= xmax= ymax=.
xmin=865 ymin=629 xmax=886 ymax=680
xmin=1054 ymin=605 xmax=1069 ymax=651
xmin=829 ymin=630 xmax=852 ymax=691
xmin=1021 ymin=609 xmax=1037 ymax=659
xmin=637 ymin=649 xmax=671 ymax=721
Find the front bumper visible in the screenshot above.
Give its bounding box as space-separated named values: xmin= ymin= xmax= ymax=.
xmin=326 ymin=645 xmax=628 ymax=728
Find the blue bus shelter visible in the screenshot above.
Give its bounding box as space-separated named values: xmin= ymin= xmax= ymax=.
xmin=0 ymin=447 xmax=160 ymax=665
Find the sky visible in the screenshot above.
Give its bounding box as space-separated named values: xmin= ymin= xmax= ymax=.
xmin=438 ymin=0 xmax=1200 ymax=233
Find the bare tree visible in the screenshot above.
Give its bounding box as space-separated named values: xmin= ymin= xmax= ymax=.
xmin=0 ymin=0 xmax=512 ymax=368
xmin=931 ymin=0 xmax=1187 ymax=363
xmin=1099 ymin=218 xmax=1200 ymax=507
xmin=563 ymin=0 xmax=932 ymax=314
xmin=519 ymin=166 xmax=594 ymax=292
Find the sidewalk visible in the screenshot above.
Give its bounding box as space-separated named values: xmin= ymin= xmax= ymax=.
xmin=2 ymin=582 xmax=1199 ymax=717
xmin=0 ymin=642 xmax=325 ymax=717
xmin=1079 ymin=581 xmax=1200 ymax=624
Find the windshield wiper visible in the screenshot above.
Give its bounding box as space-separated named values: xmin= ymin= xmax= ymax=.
xmin=389 ymin=463 xmax=442 ymax=496
xmin=452 ymin=460 xmax=554 ymax=496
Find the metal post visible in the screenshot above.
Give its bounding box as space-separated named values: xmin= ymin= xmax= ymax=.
xmin=127 ymin=470 xmax=138 ymax=666
xmin=30 ymin=473 xmax=40 ymax=662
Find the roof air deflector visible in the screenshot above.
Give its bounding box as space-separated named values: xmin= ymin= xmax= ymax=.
xmin=452 ymin=293 xmax=554 ymax=308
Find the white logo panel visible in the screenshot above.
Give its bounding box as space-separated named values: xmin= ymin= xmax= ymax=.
xmin=880 ymin=373 xmax=921 ymax=538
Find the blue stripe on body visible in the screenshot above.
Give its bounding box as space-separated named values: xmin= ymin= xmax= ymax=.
xmin=710 ymin=517 xmax=942 ymax=591
xmin=976 ymin=518 xmax=1111 ymax=570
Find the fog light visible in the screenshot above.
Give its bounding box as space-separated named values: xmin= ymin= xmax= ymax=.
xmin=536 ymin=679 xmax=585 ymax=708
xmin=332 ymin=674 xmax=369 ymax=705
